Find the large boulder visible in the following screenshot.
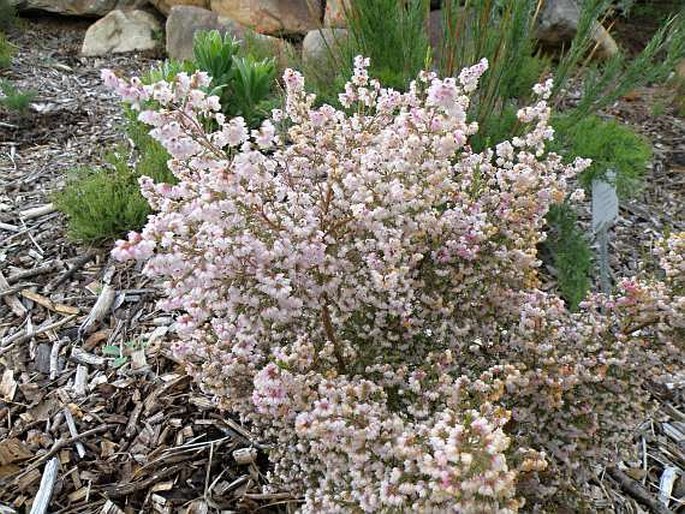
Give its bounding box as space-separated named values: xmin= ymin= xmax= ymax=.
xmin=325 ymin=0 xmax=442 ymax=27
xmin=535 ymin=0 xmax=618 ymax=59
xmin=9 ymin=0 xmax=145 ymax=16
xmin=166 ymin=6 xmax=294 ymax=66
xmin=81 ymin=9 xmax=162 ymax=56
xmin=148 ymin=0 xmax=208 ymax=16
xmin=209 ymin=0 xmax=322 ymax=35
xmin=166 ymin=5 xmax=247 ymax=61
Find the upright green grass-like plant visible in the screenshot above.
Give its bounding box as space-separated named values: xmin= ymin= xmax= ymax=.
xmin=0 ymin=0 xmax=17 ymax=32
xmin=439 ymin=0 xmax=545 ymax=149
xmin=341 ymin=0 xmax=430 ymax=90
xmin=0 ymin=31 xmax=14 ymax=69
xmin=567 ymin=8 xmax=685 ymax=120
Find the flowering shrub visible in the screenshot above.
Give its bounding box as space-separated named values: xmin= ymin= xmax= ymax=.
xmin=104 ymin=58 xmax=684 ymax=511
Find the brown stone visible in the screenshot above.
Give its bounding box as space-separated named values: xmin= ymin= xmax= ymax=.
xmin=209 ymin=0 xmax=322 ymax=35
xmin=149 ymin=0 xmax=209 ymax=16
xmin=323 ymin=0 xmax=349 ymax=27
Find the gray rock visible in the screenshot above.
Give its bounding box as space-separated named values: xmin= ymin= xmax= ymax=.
xmin=166 ymin=5 xmax=247 ymax=61
xmin=10 ymin=0 xmax=146 ymax=17
xmin=535 ymin=0 xmax=582 ymax=44
xmin=81 ymin=9 xmax=162 ymax=56
xmin=535 ymin=0 xmax=618 ymax=59
xmin=302 ymin=28 xmax=348 ymax=66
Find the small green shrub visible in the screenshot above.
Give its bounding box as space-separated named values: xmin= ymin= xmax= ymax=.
xmin=193 ymin=30 xmax=240 ymax=89
xmin=229 ymin=55 xmax=278 ymax=125
xmin=139 ymin=31 xmax=280 ymax=128
xmin=0 ymin=79 xmax=36 ymax=114
xmin=125 ymin=118 xmax=174 ymax=183
xmin=192 ymin=30 xmax=278 ymax=126
xmin=54 ymin=150 xmax=152 ymax=243
xmin=553 ymin=115 xmax=652 ymax=197
xmin=650 ymin=99 xmax=666 ymax=116
xmin=141 ymin=58 xmax=196 ymax=85
xmin=0 ymin=32 xmax=14 ymax=69
xmin=55 ymin=119 xmax=175 ymax=244
xmin=544 ymin=203 xmax=593 ymax=310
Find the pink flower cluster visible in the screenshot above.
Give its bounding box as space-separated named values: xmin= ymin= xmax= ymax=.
xmin=104 ymin=61 xmax=683 ymax=511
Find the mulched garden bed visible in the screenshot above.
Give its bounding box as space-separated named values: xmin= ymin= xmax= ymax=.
xmin=0 ymin=12 xmax=683 ymax=514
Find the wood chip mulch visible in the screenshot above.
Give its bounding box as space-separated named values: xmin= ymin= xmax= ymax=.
xmin=0 ymin=13 xmax=683 ymax=514
xmin=0 ymin=16 xmax=294 ymax=514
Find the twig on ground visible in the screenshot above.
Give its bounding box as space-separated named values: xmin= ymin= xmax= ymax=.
xmin=45 ymin=251 xmax=98 ymax=292
xmin=29 ymin=457 xmax=59 ymax=514
xmin=607 ymin=466 xmax=676 ymax=514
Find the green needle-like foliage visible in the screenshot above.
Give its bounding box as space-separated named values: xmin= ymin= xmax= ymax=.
xmin=55 ymin=150 xmax=153 ymax=244
xmin=0 ymin=0 xmax=17 ymax=32
xmin=342 ymin=0 xmax=430 ymax=91
xmin=554 ymin=114 xmax=652 ymax=198
xmin=544 ymin=203 xmax=593 ymax=310
xmin=0 ymin=79 xmax=36 ymax=114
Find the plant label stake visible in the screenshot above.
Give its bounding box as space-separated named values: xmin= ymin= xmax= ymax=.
xmin=592 ymin=170 xmax=618 ymax=296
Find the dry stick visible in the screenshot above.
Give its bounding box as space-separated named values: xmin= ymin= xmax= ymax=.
xmin=20 ymin=203 xmax=56 ymax=220
xmin=0 ymin=270 xmax=27 ymax=318
xmin=63 ymin=408 xmax=86 ymax=459
xmin=29 ymin=457 xmax=59 ymax=514
xmin=606 ymin=466 xmax=675 ymax=514
xmin=103 ymin=465 xmax=182 ymax=498
xmin=78 ymin=284 xmax=116 ymax=337
xmin=6 ymin=262 xmax=63 ymax=284
xmin=0 ymin=282 xmax=38 ymax=298
xmin=0 ymin=221 xmax=20 ymax=232
xmin=14 ymin=425 xmax=115 ymax=484
xmin=48 ymin=339 xmax=61 ymax=381
xmin=72 ymin=365 xmax=88 ymax=397
xmin=46 ymin=251 xmax=98 ymax=292
xmin=0 ymin=315 xmax=77 ymax=349
xmin=69 ymin=347 xmax=105 ymax=368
